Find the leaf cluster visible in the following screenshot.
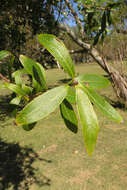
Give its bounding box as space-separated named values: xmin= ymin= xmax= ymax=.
xmin=0 ymin=34 xmax=123 ymax=155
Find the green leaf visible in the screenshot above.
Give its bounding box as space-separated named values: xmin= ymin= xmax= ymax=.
xmin=12 ymin=69 xmax=27 ymax=85
xmin=93 ymin=32 xmax=101 ymax=46
xmin=83 ymin=86 xmax=123 ymax=123
xmin=16 ymin=85 xmax=69 ymax=125
xmin=10 ymin=96 xmax=22 ymax=105
xmin=106 ymin=10 xmax=112 ymax=26
xmin=19 ymin=55 xmax=47 ymax=91
xmin=38 ymin=34 xmax=75 ymax=78
xmin=0 ymin=50 xmax=11 ymax=60
xmin=32 ymin=65 xmax=42 ymax=86
xmin=22 ymin=84 xmax=33 ymax=95
xmin=76 ymin=84 xmax=99 ymax=155
xmin=22 ymin=122 xmax=37 ymax=131
xmin=75 ymin=74 xmax=110 ymax=89
xmin=60 ymin=99 xmax=78 ymax=133
xmin=4 ymin=83 xmax=28 ymax=96
xmin=66 ymin=87 xmax=76 ymax=104
xmin=101 ymin=11 xmax=107 ymax=32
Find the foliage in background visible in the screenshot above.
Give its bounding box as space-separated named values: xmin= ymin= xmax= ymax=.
xmin=0 ymin=0 xmax=60 ymax=70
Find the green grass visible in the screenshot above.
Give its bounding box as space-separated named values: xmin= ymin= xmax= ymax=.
xmin=0 ymin=63 xmax=127 ymax=190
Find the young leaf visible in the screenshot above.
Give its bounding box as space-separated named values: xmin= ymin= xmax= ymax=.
xmin=38 ymin=34 xmax=75 ymax=78
xmin=76 ymin=84 xmax=99 ymax=155
xmin=16 ymin=85 xmax=69 ymax=125
xmin=12 ymin=69 xmax=26 ymax=85
xmin=0 ymin=50 xmax=11 ymax=60
xmin=75 ymin=74 xmax=110 ymax=89
xmin=60 ymin=99 xmax=78 ymax=133
xmin=19 ymin=55 xmax=47 ymax=91
xmin=4 ymin=83 xmax=28 ymax=96
xmin=66 ymin=87 xmax=76 ymax=104
xmin=83 ymin=86 xmax=123 ymax=123
xmin=10 ymin=96 xmax=22 ymax=105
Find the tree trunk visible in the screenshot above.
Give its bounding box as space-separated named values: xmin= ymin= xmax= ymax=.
xmin=59 ymin=24 xmax=127 ymax=103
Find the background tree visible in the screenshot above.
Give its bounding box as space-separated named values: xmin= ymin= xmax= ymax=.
xmin=57 ymin=0 xmax=127 ymax=103
xmin=0 ymin=0 xmax=59 ymax=70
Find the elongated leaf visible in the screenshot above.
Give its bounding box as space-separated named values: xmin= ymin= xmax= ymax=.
xmin=10 ymin=96 xmax=22 ymax=105
xmin=101 ymin=11 xmax=106 ymax=32
xmin=75 ymin=74 xmax=110 ymax=89
xmin=0 ymin=50 xmax=11 ymax=60
xmin=12 ymin=69 xmax=27 ymax=85
xmin=93 ymin=32 xmax=100 ymax=46
xmin=66 ymin=87 xmax=76 ymax=104
xmin=4 ymin=83 xmax=28 ymax=96
xmin=16 ymin=85 xmax=69 ymax=125
xmin=76 ymin=84 xmax=99 ymax=155
xmin=19 ymin=55 xmax=47 ymax=91
xmin=38 ymin=34 xmax=75 ymax=78
xmin=83 ymin=86 xmax=123 ymax=123
xmin=60 ymin=99 xmax=78 ymax=133
xmin=106 ymin=10 xmax=112 ymax=26
xmin=32 ymin=66 xmax=42 ymax=86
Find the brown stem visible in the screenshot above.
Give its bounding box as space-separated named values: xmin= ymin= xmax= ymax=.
xmin=0 ymin=73 xmax=10 ymax=83
xmin=59 ymin=23 xmax=127 ymax=102
xmin=65 ymin=0 xmax=85 ymax=39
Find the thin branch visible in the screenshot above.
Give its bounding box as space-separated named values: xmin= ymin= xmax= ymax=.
xmin=65 ymin=0 xmax=85 ymax=39
xmin=0 ymin=73 xmax=10 ymax=83
xmin=69 ymin=49 xmax=88 ymax=54
xmin=59 ymin=23 xmax=122 ymax=73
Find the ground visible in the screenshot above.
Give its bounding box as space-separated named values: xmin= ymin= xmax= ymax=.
xmin=0 ymin=63 xmax=127 ymax=190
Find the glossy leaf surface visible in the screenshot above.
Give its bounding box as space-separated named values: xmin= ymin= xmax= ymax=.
xmin=19 ymin=55 xmax=47 ymax=91
xmin=84 ymin=86 xmax=123 ymax=123
xmin=75 ymin=74 xmax=110 ymax=89
xmin=76 ymin=84 xmax=99 ymax=155
xmin=66 ymin=87 xmax=76 ymax=104
xmin=38 ymin=34 xmax=75 ymax=78
xmin=16 ymin=85 xmax=69 ymax=125
xmin=10 ymin=96 xmax=22 ymax=105
xmin=60 ymin=99 xmax=78 ymax=133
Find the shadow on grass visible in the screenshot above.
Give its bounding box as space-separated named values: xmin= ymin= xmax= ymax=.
xmin=0 ymin=138 xmax=51 ymax=190
xmin=0 ymin=95 xmax=13 ymax=121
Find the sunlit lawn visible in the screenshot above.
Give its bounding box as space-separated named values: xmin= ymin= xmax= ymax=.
xmin=0 ymin=63 xmax=127 ymax=190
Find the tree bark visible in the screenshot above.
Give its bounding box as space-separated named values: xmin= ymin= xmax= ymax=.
xmin=59 ymin=23 xmax=127 ymax=102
